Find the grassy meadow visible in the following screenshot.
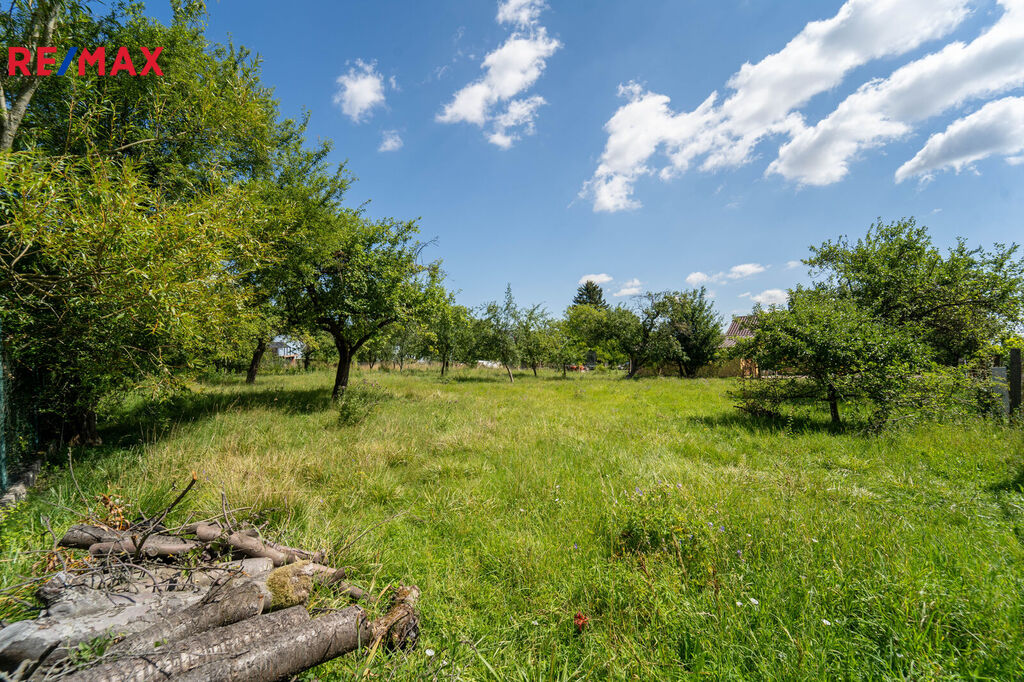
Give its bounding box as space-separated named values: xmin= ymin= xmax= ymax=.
xmin=2 ymin=367 xmax=1023 ymax=680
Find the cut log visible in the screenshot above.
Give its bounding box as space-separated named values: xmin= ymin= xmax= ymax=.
xmin=0 ymin=590 xmax=204 ymax=670
xmin=59 ymin=525 xmax=126 ymax=549
xmin=61 ymin=607 xmax=310 ymax=682
xmin=106 ymin=580 xmax=270 ymax=656
xmin=167 ymin=606 xmax=370 ymax=682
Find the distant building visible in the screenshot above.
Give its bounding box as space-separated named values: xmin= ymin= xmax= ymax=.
xmin=268 ymin=338 xmax=302 ymax=366
xmin=721 ymin=315 xmax=758 ymax=378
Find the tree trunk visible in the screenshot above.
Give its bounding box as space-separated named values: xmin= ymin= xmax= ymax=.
xmin=168 ymin=607 xmax=371 ymax=682
xmin=333 ymin=342 xmax=352 ymax=400
xmin=626 ymin=358 xmax=639 ymax=379
xmin=562 ymin=364 xmax=566 ymax=378
xmin=676 ymin=360 xmax=685 ymax=378
xmin=303 ymin=349 xmax=312 ymax=371
xmin=532 ymin=364 xmax=538 ymax=377
xmin=440 ymin=359 xmax=448 ymax=376
xmin=504 ymin=364 xmax=514 ymax=384
xmin=827 ymin=385 xmax=841 ymax=426
xmin=0 ymin=2 xmax=62 ymax=152
xmin=246 ymin=338 xmax=268 ymax=384
xmin=62 ymin=607 xmax=310 ymax=682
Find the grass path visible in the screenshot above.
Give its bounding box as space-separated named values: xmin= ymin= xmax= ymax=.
xmin=2 ymin=368 xmax=1023 ymax=679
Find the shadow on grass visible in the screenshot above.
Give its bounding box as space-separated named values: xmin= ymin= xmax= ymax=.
xmin=99 ymin=383 xmax=335 ymax=449
xmin=686 ymin=410 xmax=853 ymax=436
xmin=990 ymin=466 xmax=1024 ymax=494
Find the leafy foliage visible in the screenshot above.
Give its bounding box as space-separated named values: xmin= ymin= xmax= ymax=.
xmin=0 ymin=153 xmax=267 ymax=438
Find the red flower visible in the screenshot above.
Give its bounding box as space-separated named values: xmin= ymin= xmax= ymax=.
xmin=574 ymin=611 xmax=589 ymax=632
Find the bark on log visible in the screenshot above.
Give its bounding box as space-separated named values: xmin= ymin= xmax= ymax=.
xmin=59 ymin=525 xmax=126 ymax=549
xmin=106 ymin=580 xmax=270 ymax=656
xmin=0 ymin=591 xmax=204 ymax=670
xmin=88 ymin=536 xmax=200 ymax=559
xmin=169 ymin=606 xmax=370 ymax=682
xmin=61 ymin=607 xmax=310 ymax=682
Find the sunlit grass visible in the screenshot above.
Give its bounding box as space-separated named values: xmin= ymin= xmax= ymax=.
xmin=3 ymin=366 xmax=1023 ymax=679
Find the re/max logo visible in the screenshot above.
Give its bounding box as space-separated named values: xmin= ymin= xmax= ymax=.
xmin=6 ymin=47 xmax=164 ymax=76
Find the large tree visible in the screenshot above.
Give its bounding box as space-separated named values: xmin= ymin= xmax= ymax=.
xmin=661 ymin=288 xmax=723 ymax=377
xmin=739 ymin=286 xmax=925 ymax=426
xmin=287 ymin=211 xmax=440 ymax=399
xmin=605 ymin=294 xmax=678 ymax=378
xmin=739 ymin=219 xmax=1024 ymax=427
xmin=806 ymin=218 xmax=1024 ymax=364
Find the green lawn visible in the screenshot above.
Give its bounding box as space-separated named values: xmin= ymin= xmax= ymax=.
xmin=3 ymin=368 xmax=1023 ymax=679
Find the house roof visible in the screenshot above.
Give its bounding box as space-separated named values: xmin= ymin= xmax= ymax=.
xmin=721 ymin=315 xmax=756 ymax=348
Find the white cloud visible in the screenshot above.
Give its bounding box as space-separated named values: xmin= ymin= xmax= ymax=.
xmin=896 ymin=96 xmax=1024 ymax=182
xmin=685 ymin=263 xmax=765 ymax=287
xmin=581 ymin=0 xmax=969 ymax=211
xmin=750 ymin=289 xmax=789 ymax=306
xmin=727 ymin=263 xmax=766 ymax=279
xmin=333 ymin=60 xmax=387 ymax=123
xmin=378 ymin=130 xmax=403 ymax=152
xmin=771 ymin=0 xmax=1024 ymax=185
xmin=685 ymin=272 xmax=710 ymax=286
xmin=497 ymin=0 xmax=546 ymax=28
xmin=438 ymin=2 xmax=560 ymax=148
xmin=578 ymin=273 xmax=612 ymax=285
xmin=785 ymin=260 xmax=802 ymax=270
xmin=614 ymin=278 xmax=643 ymax=297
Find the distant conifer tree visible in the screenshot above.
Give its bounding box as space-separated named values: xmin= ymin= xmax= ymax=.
xmin=572 ymin=280 xmax=609 ymax=309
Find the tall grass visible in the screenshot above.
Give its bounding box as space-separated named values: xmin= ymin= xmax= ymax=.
xmin=2 ymin=367 xmax=1022 ymax=679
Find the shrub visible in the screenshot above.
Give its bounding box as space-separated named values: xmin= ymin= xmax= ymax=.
xmin=336 ymin=380 xmax=391 ymax=426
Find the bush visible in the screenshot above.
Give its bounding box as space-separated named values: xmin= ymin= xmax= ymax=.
xmin=336 ymin=380 xmax=391 ymax=426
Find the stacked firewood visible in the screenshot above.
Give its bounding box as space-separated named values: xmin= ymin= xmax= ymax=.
xmin=0 ymin=488 xmax=419 ymax=681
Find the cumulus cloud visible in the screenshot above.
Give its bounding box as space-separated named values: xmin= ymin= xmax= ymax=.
xmin=684 ymin=263 xmax=766 ymax=287
xmin=497 ymin=0 xmax=546 ymax=28
xmin=895 ymin=96 xmax=1024 ymax=182
xmin=578 ymin=273 xmax=612 ymax=285
xmin=770 ymin=0 xmax=1024 ymax=184
xmin=614 ymin=278 xmax=643 ymax=297
xmin=785 ymin=260 xmax=802 ymax=270
xmin=749 ymin=289 xmax=789 ymax=306
xmin=438 ymin=2 xmax=560 ymax=148
xmin=378 ymin=130 xmax=403 ymax=152
xmin=581 ymin=0 xmax=971 ymax=210
xmin=333 ymin=60 xmax=388 ymax=123
xmin=685 ymin=272 xmax=711 ymax=286
xmin=727 ymin=263 xmax=766 ymax=279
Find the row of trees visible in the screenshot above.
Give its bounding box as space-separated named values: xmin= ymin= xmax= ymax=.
xmin=339 ymin=284 xmax=725 ymax=384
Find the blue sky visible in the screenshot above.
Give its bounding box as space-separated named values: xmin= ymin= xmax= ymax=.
xmin=172 ymin=0 xmax=1022 ymax=316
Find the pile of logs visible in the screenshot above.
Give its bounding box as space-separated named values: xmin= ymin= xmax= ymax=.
xmin=0 ymin=495 xmax=419 ymax=681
